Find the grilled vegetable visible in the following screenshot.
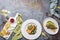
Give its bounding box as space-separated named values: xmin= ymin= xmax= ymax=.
xmin=12 ymin=14 xmax=23 ymax=40
xmin=46 ymin=21 xmax=57 ymax=29
xmin=13 ymin=14 xmax=23 ymax=33
xmin=12 ymin=30 xmax=22 ymax=40
xmin=26 ymin=24 xmax=37 ymax=35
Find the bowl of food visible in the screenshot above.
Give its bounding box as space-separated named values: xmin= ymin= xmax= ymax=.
xmin=43 ymin=17 xmax=59 ymax=35
xmin=21 ymin=19 xmax=42 ymax=39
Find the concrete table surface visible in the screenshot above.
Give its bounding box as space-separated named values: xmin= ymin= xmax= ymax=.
xmin=0 ymin=0 xmax=60 ymax=40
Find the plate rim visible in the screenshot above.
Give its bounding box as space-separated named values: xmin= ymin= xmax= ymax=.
xmin=43 ymin=17 xmax=59 ymax=35
xmin=21 ymin=19 xmax=42 ymax=39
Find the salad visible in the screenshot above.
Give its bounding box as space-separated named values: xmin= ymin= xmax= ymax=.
xmin=26 ymin=23 xmax=37 ymax=35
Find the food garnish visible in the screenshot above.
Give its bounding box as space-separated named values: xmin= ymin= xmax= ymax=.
xmin=26 ymin=23 xmax=37 ymax=35
xmin=46 ymin=21 xmax=57 ymax=32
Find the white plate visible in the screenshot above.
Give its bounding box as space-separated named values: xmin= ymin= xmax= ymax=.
xmin=43 ymin=17 xmax=59 ymax=35
xmin=21 ymin=19 xmax=42 ymax=39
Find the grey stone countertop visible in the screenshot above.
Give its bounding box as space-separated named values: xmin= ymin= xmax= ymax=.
xmin=0 ymin=0 xmax=60 ymax=40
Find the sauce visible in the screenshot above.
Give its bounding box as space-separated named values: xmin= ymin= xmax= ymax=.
xmin=10 ymin=18 xmax=14 ymax=23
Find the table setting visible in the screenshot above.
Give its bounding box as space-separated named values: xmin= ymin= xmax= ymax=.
xmin=0 ymin=0 xmax=60 ymax=40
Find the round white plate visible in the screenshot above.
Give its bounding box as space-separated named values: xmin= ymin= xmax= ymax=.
xmin=43 ymin=17 xmax=59 ymax=35
xmin=21 ymin=19 xmax=42 ymax=39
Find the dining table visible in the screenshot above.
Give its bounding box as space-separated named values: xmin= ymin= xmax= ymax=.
xmin=0 ymin=0 xmax=60 ymax=40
